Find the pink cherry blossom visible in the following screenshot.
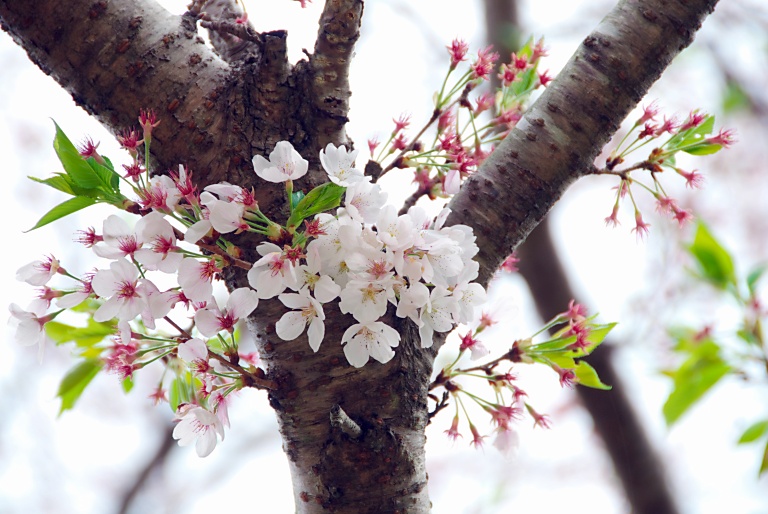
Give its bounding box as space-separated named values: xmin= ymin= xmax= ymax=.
xmin=194 ymin=287 xmax=259 ymax=337
xmin=91 ymin=259 xmax=147 ymax=322
xmin=177 ymin=257 xmax=221 ymax=303
xmin=172 ymin=404 xmax=225 ymax=458
xmin=16 ymin=255 xmax=60 ymax=286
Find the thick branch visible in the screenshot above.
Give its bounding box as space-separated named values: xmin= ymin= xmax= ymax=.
xmin=448 ymin=0 xmax=719 ymax=286
xmin=309 ymin=0 xmax=363 ymax=148
xmin=0 ymin=0 xmax=236 ymax=179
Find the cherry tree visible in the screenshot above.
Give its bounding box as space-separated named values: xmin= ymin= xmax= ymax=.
xmin=0 ymin=0 xmax=726 ymax=512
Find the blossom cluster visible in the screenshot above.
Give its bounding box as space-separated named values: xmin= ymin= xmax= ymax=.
xmin=251 ymin=142 xmax=487 ymax=366
xmin=10 ymin=119 xmax=488 ymax=456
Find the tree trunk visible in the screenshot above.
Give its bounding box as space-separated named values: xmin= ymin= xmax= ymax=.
xmin=0 ymin=0 xmax=718 ymax=511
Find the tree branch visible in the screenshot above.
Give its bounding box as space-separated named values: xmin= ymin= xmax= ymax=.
xmin=0 ymin=0 xmax=237 ymax=178
xmin=447 ymin=0 xmax=719 ymax=287
xmin=308 ymin=0 xmax=363 ymax=148
xmin=117 ymin=424 xmax=176 ymax=514
xmin=193 ymin=0 xmax=258 ymax=62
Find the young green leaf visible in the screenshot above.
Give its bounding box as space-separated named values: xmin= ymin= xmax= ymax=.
xmin=52 ymin=121 xmax=103 ymax=189
xmin=86 ymin=157 xmax=121 ymax=193
xmin=573 ymin=361 xmax=612 ymax=390
xmin=122 ymin=376 xmax=134 ymax=394
xmin=57 ymin=359 xmax=103 ymax=415
xmin=687 ymin=222 xmax=737 ymax=289
xmin=747 ymin=264 xmax=767 ymax=295
xmin=287 ymin=182 xmax=345 ymax=227
xmin=290 ymin=190 xmax=306 ymax=211
xmin=25 ymin=196 xmax=97 ymax=231
xmin=737 ymin=420 xmax=768 ymax=444
xmin=683 ymin=142 xmax=722 ymax=156
xmin=662 ymin=345 xmax=730 ymax=426
xmin=45 ymin=318 xmax=115 ymax=347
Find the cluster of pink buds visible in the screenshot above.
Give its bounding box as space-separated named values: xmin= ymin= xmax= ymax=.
xmin=596 ymin=102 xmax=735 ymax=237
xmin=370 ymin=36 xmax=551 ymax=204
xmin=427 ymin=299 xmax=612 ymax=458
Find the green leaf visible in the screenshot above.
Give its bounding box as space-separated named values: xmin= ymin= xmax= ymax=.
xmin=738 ymin=420 xmax=768 ymax=444
xmin=122 ymin=376 xmax=134 ymax=394
xmin=683 ymin=142 xmax=722 ymax=156
xmin=26 ymin=196 xmax=98 ymax=231
xmin=28 ymin=174 xmax=76 ymax=196
xmin=86 ymin=156 xmax=121 ymax=193
xmin=45 ymin=318 xmax=115 ymax=347
xmin=760 ymin=439 xmax=768 ymax=477
xmin=666 ymin=114 xmax=715 ymax=150
xmin=290 ymin=190 xmax=305 ymax=211
xmin=736 ymin=328 xmax=760 ymax=346
xmin=747 ymin=264 xmax=767 ymax=295
xmin=168 ymin=372 xmax=196 ymax=413
xmin=29 ymin=173 xmax=104 ymax=199
xmin=529 ymin=322 xmax=616 ymax=358
xmin=662 ymin=345 xmax=730 ymax=426
xmin=722 ymin=82 xmax=750 ymax=113
xmin=286 ymin=182 xmax=346 ymax=227
xmin=687 ymin=222 xmax=737 ymax=289
xmin=574 ymin=361 xmax=612 ymax=390
xmin=57 ymin=359 xmax=103 ymax=415
xmin=52 ymin=121 xmax=102 ymax=189
xmin=207 ymin=336 xmax=224 ymax=354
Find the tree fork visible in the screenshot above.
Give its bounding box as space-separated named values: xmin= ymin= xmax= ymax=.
xmin=0 ymin=0 xmax=718 ymax=512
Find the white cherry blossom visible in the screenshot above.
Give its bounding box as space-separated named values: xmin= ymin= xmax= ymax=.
xmin=339 ymin=279 xmax=393 ymax=323
xmin=341 ymin=321 xmax=401 ymax=367
xmin=320 ymin=143 xmax=366 ymax=186
xmin=376 ymin=205 xmax=417 ymax=252
xmin=252 ymin=141 xmax=308 ymax=183
xmin=177 ymin=337 xmax=208 ymax=364
xmin=8 ymin=303 xmax=52 ymax=361
xmin=247 ymin=243 xmax=298 ymax=299
xmin=93 ymin=215 xmax=141 ymax=260
xmin=452 ymin=281 xmax=487 ymax=324
xmin=275 ymin=291 xmax=326 ymax=351
xmin=294 ymin=246 xmax=341 ymax=303
xmin=91 ymin=259 xmax=147 ymax=322
xmin=134 ymin=212 xmax=182 ymax=273
xmin=418 ymin=286 xmax=458 ymax=348
xmin=344 ymin=179 xmax=387 ymax=224
xmin=200 ymin=191 xmax=246 ymax=235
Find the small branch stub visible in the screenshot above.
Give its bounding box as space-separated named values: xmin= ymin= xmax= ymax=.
xmin=330 ymin=404 xmax=362 ymax=439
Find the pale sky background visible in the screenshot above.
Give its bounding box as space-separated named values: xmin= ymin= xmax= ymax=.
xmin=1 ymin=0 xmax=767 ymax=513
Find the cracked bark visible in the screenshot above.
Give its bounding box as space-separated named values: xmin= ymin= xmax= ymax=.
xmin=0 ymin=0 xmax=718 ymax=511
